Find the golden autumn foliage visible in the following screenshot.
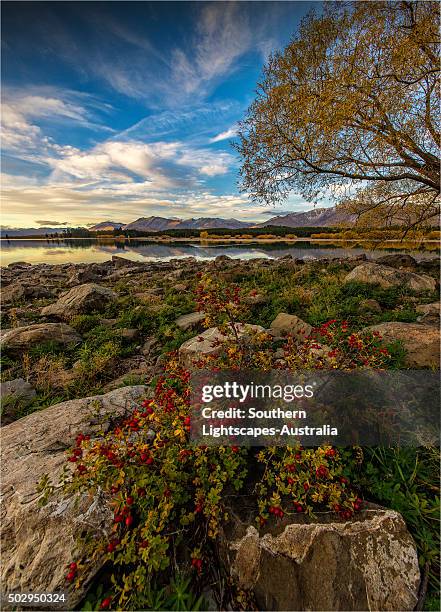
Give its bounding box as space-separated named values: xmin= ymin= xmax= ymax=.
xmin=237 ymin=1 xmax=440 ymax=230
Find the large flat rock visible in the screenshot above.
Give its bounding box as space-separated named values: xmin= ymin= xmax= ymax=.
xmin=1 ymin=323 xmax=82 ymax=353
xmin=0 ymin=385 xmax=145 ymax=609
xmin=364 ymin=322 xmax=440 ymax=367
xmin=344 ymin=262 xmax=436 ymax=293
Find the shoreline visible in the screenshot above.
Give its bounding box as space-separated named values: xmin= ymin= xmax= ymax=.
xmin=1 ymin=236 xmax=440 ymax=245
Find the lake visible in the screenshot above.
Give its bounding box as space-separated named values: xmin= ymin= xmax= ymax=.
xmin=0 ymin=238 xmax=438 ymax=266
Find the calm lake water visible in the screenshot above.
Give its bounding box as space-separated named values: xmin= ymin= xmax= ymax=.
xmin=0 ymin=238 xmax=438 ymax=266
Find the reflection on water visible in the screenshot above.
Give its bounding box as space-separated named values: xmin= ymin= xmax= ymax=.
xmin=0 ymin=238 xmax=438 ymax=266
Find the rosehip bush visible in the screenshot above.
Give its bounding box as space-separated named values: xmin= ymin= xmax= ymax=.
xmin=57 ymin=276 xmax=392 ymax=609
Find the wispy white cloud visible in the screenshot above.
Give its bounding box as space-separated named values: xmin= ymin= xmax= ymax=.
xmin=46 ymin=139 xmax=236 ymax=186
xmin=77 ymin=2 xmax=259 ymax=107
xmin=210 ymin=126 xmax=238 ymax=143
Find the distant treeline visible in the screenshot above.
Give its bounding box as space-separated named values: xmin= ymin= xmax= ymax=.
xmin=3 ymin=226 xmax=341 ymax=239
xmin=2 ymin=224 xmax=439 ymax=240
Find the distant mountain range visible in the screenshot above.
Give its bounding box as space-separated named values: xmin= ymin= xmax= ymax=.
xmin=262 ymin=207 xmax=355 ymax=228
xmin=89 ymin=208 xmax=353 ymax=232
xmin=0 ymin=207 xmax=355 ymax=237
xmin=87 ymin=221 xmax=125 ymax=231
xmin=98 ymin=216 xmax=252 ymax=232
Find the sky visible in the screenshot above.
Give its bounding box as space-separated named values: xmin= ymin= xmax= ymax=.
xmin=1 ymin=1 xmax=322 ymax=228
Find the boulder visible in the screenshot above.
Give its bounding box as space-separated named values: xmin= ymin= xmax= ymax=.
xmin=179 ymin=323 xmax=264 ymax=368
xmin=1 ymin=323 xmax=81 ymax=353
xmin=0 ymin=386 xmax=146 ymax=609
xmin=416 ymin=302 xmax=440 ymax=325
xmin=364 ymin=322 xmax=440 ymax=367
xmin=116 ymin=327 xmax=139 ymax=341
xmin=111 ymin=255 xmax=141 ymax=269
xmin=220 ymin=505 xmax=420 ymax=611
xmin=175 ymin=311 xmax=206 ymax=331
xmin=41 ymin=283 xmax=117 ymax=319
xmin=375 ymin=254 xmax=417 ymax=269
xmin=270 ymin=313 xmax=312 ymax=340
xmin=0 ymin=378 xmax=36 ymax=425
xmin=0 ymin=283 xmax=54 ymax=305
xmin=344 ymin=262 xmax=436 ymax=293
xmin=67 ymin=264 xmax=110 ymax=286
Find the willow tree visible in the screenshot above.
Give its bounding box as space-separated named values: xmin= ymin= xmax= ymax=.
xmin=237 ymin=1 xmax=440 ymax=228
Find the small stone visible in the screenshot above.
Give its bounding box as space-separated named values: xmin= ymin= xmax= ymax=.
xmin=179 ymin=324 xmax=264 ymax=368
xmin=358 ymin=298 xmax=382 ymax=313
xmin=0 ymin=378 xmax=36 ymax=425
xmin=175 ymin=312 xmax=206 ymax=331
xmin=117 ymin=328 xmax=139 ymax=341
xmin=270 ymin=313 xmax=312 ymax=340
xmin=416 ymin=302 xmax=440 ymax=325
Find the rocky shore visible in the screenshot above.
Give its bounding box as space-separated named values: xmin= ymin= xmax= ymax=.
xmin=1 ymin=252 xmax=439 ymax=610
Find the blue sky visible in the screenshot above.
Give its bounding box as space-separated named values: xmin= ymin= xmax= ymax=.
xmin=1 ymin=1 xmax=321 ymax=227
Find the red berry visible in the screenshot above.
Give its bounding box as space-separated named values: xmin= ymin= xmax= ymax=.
xmin=126 ymin=496 xmax=134 ymax=506
xmin=191 ymin=558 xmax=202 ymax=572
xmin=66 ymin=571 xmax=76 ymax=582
xmin=100 ymin=597 xmax=112 ymax=609
xmin=69 ymin=562 xmax=77 ymax=571
xmin=295 ymin=504 xmax=303 ymax=513
xmin=125 ymin=515 xmax=134 ymax=527
xmin=303 ymin=483 xmax=309 ymax=491
xmin=113 ymin=513 xmax=123 ymax=523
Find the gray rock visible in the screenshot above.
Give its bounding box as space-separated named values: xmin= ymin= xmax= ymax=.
xmin=1 ymin=323 xmax=82 ymax=353
xmin=270 ymin=313 xmax=312 ymax=340
xmin=416 ymin=302 xmax=440 ymax=325
xmin=117 ymin=328 xmax=139 ymax=341
xmin=364 ymin=322 xmax=440 ymax=367
xmin=220 ymin=504 xmax=420 ymax=611
xmin=344 ymin=262 xmax=436 ymax=293
xmin=111 ymin=255 xmax=142 ymax=269
xmin=0 ymin=378 xmax=37 ymax=425
xmin=179 ymin=323 xmax=264 ymax=368
xmin=375 ymin=254 xmax=417 ymax=269
xmin=175 ymin=311 xmax=206 ymax=331
xmin=67 ymin=263 xmax=109 ymax=286
xmin=358 ymin=298 xmax=382 ymax=313
xmin=41 ymin=283 xmax=117 ymax=319
xmin=0 ymin=386 xmax=146 ymax=609
xmin=243 ymin=292 xmax=268 ymax=306
xmin=1 ymin=283 xmax=54 ymax=305
xmin=141 ymin=337 xmax=158 ymax=356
